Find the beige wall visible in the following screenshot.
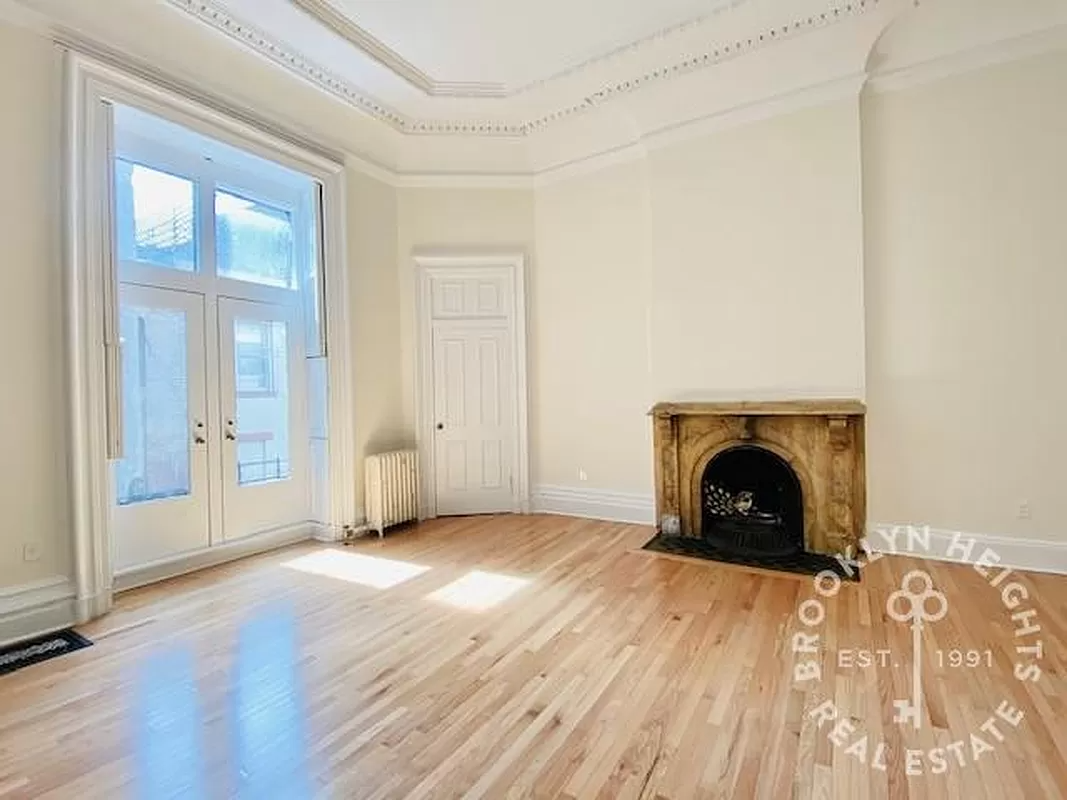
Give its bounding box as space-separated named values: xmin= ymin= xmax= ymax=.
xmin=533 ymin=161 xmax=653 ymax=493
xmin=0 ymin=19 xmax=405 ymax=591
xmin=532 ymin=52 xmax=1067 ymax=545
xmin=3 ymin=9 xmax=1066 ymax=600
xmin=646 ymin=100 xmax=866 ymax=400
xmin=396 ymin=187 xmax=536 ymax=432
xmin=0 ymin=23 xmax=69 ymax=586
xmin=863 ymin=49 xmax=1067 ymax=541
xmin=531 ymin=100 xmax=867 ymax=494
xmin=349 ymin=170 xmax=406 ymax=506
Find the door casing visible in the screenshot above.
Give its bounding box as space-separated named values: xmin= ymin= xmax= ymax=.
xmin=414 ymin=252 xmax=530 ymax=519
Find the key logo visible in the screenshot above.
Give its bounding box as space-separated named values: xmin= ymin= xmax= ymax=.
xmin=791 ymin=526 xmax=1045 ymax=776
xmin=886 ymin=570 xmax=949 ymax=729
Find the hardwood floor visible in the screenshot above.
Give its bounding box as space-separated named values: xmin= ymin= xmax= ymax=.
xmin=1 ymin=515 xmax=1065 ymax=799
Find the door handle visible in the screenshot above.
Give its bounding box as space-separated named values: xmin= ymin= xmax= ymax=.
xmin=225 ymin=419 xmax=237 ymax=441
xmin=436 ymin=423 xmax=444 ymax=431
xmin=192 ymin=420 xmax=206 ymax=446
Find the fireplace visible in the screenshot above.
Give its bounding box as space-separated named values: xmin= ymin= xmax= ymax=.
xmin=701 ymin=445 xmax=803 ymax=556
xmin=646 ymin=400 xmax=865 ymax=577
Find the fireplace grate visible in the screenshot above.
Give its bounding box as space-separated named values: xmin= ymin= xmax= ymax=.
xmin=642 ymin=534 xmax=859 ymax=581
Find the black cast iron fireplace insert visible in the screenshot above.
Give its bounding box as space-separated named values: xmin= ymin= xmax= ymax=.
xmin=700 ymin=445 xmax=803 ymax=557
xmin=642 ymin=442 xmax=856 ymax=579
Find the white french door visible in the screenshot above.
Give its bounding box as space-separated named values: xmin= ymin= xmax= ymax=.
xmin=218 ymin=298 xmax=309 ymax=541
xmin=113 ymin=284 xmax=210 ymax=571
xmin=109 ymin=104 xmax=320 ymax=575
xmin=432 ymin=320 xmax=516 ymax=516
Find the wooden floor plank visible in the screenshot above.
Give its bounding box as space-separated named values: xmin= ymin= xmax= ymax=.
xmin=0 ymin=514 xmax=1065 ymax=798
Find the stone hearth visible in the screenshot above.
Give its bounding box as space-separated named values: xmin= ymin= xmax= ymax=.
xmin=650 ymin=401 xmax=866 ymax=557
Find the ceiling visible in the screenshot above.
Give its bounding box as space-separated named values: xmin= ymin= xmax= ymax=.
xmin=170 ymin=0 xmax=883 ymax=134
xmin=9 ymin=0 xmax=1067 ymax=178
xmin=315 ymin=0 xmax=721 ymax=93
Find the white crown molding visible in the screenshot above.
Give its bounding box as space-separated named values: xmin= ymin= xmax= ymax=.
xmin=162 ymin=0 xmax=416 ymax=131
xmin=161 ymin=0 xmax=881 ymax=137
xmin=290 ymin=0 xmax=727 ymax=99
xmin=28 ymin=1 xmax=1067 ymax=187
xmin=532 ymin=72 xmax=867 ymax=185
xmin=645 ymin=71 xmax=868 ymax=154
xmin=532 ymin=141 xmax=650 ymax=188
xmin=290 ymin=0 xmax=508 ymax=98
xmin=867 ymin=21 xmax=1067 ymax=95
xmin=53 ymin=27 xmax=410 ymax=187
xmin=394 ymin=172 xmax=534 ymax=190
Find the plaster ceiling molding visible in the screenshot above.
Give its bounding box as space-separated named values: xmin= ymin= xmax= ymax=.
xmin=162 ymin=0 xmax=885 ymax=138
xmin=287 ymin=0 xmax=508 ymax=98
xmin=519 ymin=0 xmax=886 ymax=136
xmin=163 ymin=0 xmax=411 ymax=131
xmin=289 ymin=0 xmax=737 ymax=99
xmin=867 ymin=0 xmax=1067 ymax=85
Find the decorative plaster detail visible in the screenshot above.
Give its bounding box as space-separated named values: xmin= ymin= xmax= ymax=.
xmin=163 ymin=0 xmax=879 ymax=137
xmin=164 ymin=0 xmax=413 ymax=129
xmin=291 ymin=0 xmax=733 ymax=99
xmin=521 ymin=1 xmax=881 ymax=134
xmin=290 ymin=0 xmax=509 ymax=97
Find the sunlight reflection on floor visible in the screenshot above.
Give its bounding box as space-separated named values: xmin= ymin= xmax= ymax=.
xmin=427 ymin=570 xmax=530 ymax=611
xmin=281 ymin=550 xmax=430 ymax=589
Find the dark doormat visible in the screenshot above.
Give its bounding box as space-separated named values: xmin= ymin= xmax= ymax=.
xmin=0 ymin=630 xmax=93 ymax=677
xmin=642 ymin=534 xmax=860 ymax=581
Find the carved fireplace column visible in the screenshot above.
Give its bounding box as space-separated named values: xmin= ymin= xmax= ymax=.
xmin=652 ymin=410 xmax=681 ymax=535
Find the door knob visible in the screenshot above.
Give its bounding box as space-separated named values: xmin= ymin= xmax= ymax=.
xmin=436 ymin=423 xmax=444 ymax=431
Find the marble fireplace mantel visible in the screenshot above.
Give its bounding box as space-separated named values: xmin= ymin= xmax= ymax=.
xmin=649 ymin=400 xmax=867 ymax=556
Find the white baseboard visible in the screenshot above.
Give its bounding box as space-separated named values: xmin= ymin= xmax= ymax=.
xmin=311 ymin=522 xmax=343 ymax=543
xmin=114 ymin=522 xmax=313 ymax=592
xmin=529 ymin=492 xmax=1067 ymax=577
xmin=532 ymin=485 xmax=655 ymax=525
xmin=0 ymin=577 xmax=78 ymax=648
xmin=867 ymin=524 xmax=1067 ymax=576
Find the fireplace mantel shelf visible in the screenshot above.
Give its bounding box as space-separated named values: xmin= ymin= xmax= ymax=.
xmin=649 ymin=400 xmax=866 ymax=418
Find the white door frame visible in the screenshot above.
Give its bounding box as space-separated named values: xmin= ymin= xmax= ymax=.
xmin=66 ymin=52 xmax=356 ymax=621
xmin=414 ymin=252 xmax=530 ymax=519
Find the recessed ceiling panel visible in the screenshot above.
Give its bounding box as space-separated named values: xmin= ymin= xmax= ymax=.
xmin=328 ymin=0 xmax=727 ymax=90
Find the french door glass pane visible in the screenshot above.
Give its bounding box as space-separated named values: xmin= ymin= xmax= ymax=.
xmin=115 ymin=159 xmax=198 ymax=272
xmin=234 ymin=319 xmax=291 ymax=485
xmin=216 ymin=190 xmax=297 ymax=290
xmin=116 ymin=305 xmax=191 ymax=505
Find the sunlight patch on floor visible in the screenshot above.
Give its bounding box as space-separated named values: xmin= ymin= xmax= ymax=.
xmin=427 ymin=570 xmax=529 ymax=611
xmin=281 ymin=550 xmax=430 ymax=589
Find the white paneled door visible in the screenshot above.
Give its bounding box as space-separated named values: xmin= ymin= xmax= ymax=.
xmin=432 ymin=320 xmax=516 ymax=516
xmin=113 ymin=285 xmax=210 ymax=571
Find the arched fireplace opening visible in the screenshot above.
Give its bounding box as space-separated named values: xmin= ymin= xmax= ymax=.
xmin=701 ymin=445 xmax=803 ymax=557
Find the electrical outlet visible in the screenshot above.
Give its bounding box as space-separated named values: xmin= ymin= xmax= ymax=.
xmin=1018 ymin=501 xmax=1032 ymax=520
xmin=578 ymin=468 xmax=588 ymax=482
xmin=22 ymin=542 xmax=41 ymax=563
